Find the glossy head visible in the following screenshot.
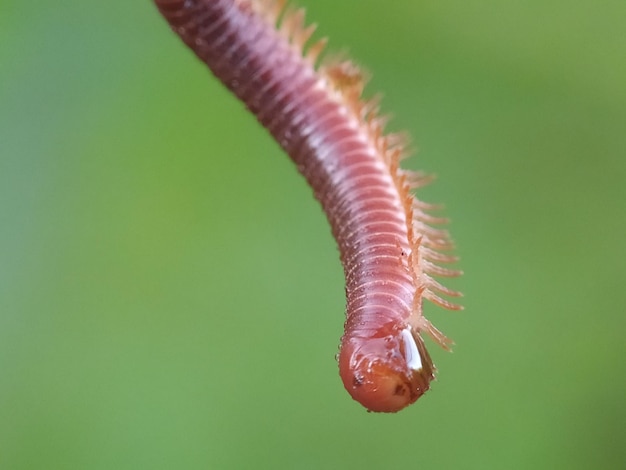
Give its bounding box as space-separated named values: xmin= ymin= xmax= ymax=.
xmin=338 ymin=326 xmax=435 ymax=412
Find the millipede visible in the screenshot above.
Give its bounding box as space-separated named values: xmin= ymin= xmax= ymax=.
xmin=153 ymin=0 xmax=462 ymax=413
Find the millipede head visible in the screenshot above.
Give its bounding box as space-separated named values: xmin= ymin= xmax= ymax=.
xmin=338 ymin=326 xmax=435 ymax=413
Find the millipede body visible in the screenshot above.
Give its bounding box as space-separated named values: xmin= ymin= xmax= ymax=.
xmin=154 ymin=0 xmax=462 ymax=412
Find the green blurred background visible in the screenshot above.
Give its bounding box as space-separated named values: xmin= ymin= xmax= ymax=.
xmin=1 ymin=0 xmax=625 ymax=468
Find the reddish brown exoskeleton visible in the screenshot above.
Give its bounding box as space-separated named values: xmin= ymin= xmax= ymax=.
xmin=154 ymin=0 xmax=462 ymax=412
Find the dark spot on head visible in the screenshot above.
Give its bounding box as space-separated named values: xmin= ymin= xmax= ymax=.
xmin=353 ymin=374 xmax=364 ymax=387
xmin=394 ymin=384 xmax=407 ymax=396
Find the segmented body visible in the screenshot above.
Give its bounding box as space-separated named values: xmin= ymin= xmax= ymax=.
xmin=154 ymin=0 xmax=461 ymax=412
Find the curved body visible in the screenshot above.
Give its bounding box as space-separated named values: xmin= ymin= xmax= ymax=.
xmin=154 ymin=0 xmax=461 ymax=412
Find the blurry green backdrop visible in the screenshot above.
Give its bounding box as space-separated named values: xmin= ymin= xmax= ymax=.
xmin=1 ymin=1 xmax=625 ymax=468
